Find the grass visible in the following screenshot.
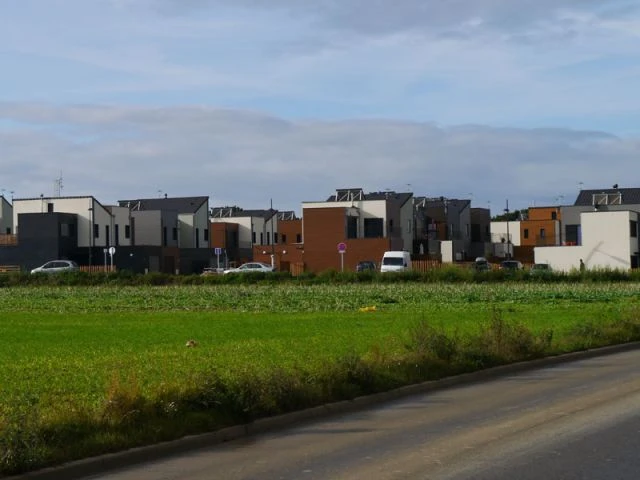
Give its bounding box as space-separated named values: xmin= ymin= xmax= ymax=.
xmin=2 ymin=282 xmax=640 ymax=475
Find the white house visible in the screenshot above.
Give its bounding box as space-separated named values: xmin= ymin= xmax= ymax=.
xmin=534 ymin=210 xmax=640 ymax=271
xmin=12 ymin=196 xmax=127 ymax=248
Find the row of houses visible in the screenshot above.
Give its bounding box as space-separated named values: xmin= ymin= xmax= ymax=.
xmin=0 ymin=186 xmax=637 ymax=273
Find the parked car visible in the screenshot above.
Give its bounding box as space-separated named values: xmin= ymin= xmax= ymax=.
xmin=223 ymin=262 xmax=274 ymax=274
xmin=473 ymin=257 xmax=491 ymax=272
xmin=500 ymin=260 xmax=523 ymax=271
xmin=530 ymin=263 xmax=552 ymax=275
xmin=356 ymin=261 xmax=377 ymax=272
xmin=30 ymin=260 xmax=80 ymax=274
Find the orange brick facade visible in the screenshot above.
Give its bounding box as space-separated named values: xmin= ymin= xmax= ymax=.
xmin=520 ymin=207 xmax=561 ymax=246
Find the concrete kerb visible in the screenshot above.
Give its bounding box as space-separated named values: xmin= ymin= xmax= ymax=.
xmin=10 ymin=341 xmax=640 ymax=480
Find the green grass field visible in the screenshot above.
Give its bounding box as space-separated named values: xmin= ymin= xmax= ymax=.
xmin=1 ymin=282 xmax=640 ymax=474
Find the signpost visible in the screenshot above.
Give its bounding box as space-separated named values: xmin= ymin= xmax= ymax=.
xmin=214 ymin=247 xmax=222 ymax=271
xmin=337 ymin=242 xmax=347 ymax=272
xmin=108 ymin=247 xmax=116 ymax=271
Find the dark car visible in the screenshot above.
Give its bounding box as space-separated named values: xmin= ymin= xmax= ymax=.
xmin=356 ymin=261 xmax=377 ymax=272
xmin=500 ymin=260 xmax=523 ymax=270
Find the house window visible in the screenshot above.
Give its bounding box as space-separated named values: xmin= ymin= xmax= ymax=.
xmin=163 ymin=227 xmax=168 ymax=246
xmin=6 ymin=227 xmax=11 ymax=234
xmin=630 ymin=220 xmax=638 ymax=238
xmin=540 ymin=228 xmax=546 ymax=239
xmin=282 ymin=234 xmax=287 ymax=244
xmin=105 ymin=225 xmax=110 ymax=246
xmin=524 ymin=229 xmax=529 ymax=239
xmin=274 ymin=233 xmax=278 ymax=244
xmin=252 ymin=231 xmax=256 ymax=244
xmin=347 ymin=217 xmax=358 ymax=239
xmin=125 ymin=225 xmax=131 ymax=239
xmin=47 ymin=203 xmax=54 ymax=213
xmin=296 ymin=233 xmax=302 ymax=243
xmin=204 ymin=229 xmax=209 ymax=242
xmin=172 ymin=227 xmax=178 ymax=241
xmin=364 ymin=218 xmax=384 ymax=238
xmin=551 ymin=211 xmax=557 ymax=220
xmin=115 ymin=224 xmax=119 ymax=246
xmin=260 ymin=232 xmax=264 ymax=245
xmin=94 ymin=224 xmax=99 ymax=238
xmin=267 ymin=232 xmax=271 ymax=245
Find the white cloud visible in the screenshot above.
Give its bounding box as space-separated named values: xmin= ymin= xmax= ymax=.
xmin=1 ymin=103 xmax=638 ymax=213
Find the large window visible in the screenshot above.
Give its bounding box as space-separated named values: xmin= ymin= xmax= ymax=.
xmin=364 ymin=218 xmax=384 ymax=238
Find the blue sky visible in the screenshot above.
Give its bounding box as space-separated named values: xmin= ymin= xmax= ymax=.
xmin=1 ymin=0 xmax=639 ymax=213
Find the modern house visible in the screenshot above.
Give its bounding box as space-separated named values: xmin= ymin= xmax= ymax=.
xmin=413 ymin=197 xmax=473 ymax=261
xmin=535 ymin=209 xmax=640 ymax=271
xmin=520 ymin=206 xmax=561 ymax=247
xmin=300 ymin=188 xmax=413 ymax=272
xmin=560 ymin=188 xmax=640 ymax=246
xmin=118 ymin=196 xmax=210 ymax=249
xmin=210 ymin=206 xmax=278 ymax=264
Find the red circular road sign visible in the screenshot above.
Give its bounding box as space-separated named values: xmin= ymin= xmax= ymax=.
xmin=337 ymin=242 xmax=347 ymax=253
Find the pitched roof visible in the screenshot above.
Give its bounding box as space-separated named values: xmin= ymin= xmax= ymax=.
xmin=573 ymin=188 xmax=640 ymax=206
xmin=119 ymin=196 xmax=208 ymax=213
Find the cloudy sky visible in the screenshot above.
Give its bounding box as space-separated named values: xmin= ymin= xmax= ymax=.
xmin=1 ymin=0 xmax=639 ymax=214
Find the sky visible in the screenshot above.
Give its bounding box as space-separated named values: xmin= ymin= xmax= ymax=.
xmin=1 ymin=0 xmax=639 ymax=215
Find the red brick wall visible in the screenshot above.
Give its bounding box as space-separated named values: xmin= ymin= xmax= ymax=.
xmin=302 ymin=207 xmax=392 ymax=272
xmin=278 ymin=219 xmax=302 ymax=245
xmin=210 ymin=222 xmax=238 ymax=249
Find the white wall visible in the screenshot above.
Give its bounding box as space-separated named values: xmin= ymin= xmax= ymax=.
xmin=441 ymin=241 xmax=454 ymax=263
xmin=490 ymin=221 xmax=521 ymax=245
xmin=535 ymin=210 xmax=638 ymax=271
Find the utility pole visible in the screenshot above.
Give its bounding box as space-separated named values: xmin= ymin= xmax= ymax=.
xmin=504 ymin=199 xmax=510 ymax=259
xmin=270 ymin=198 xmax=275 ymax=270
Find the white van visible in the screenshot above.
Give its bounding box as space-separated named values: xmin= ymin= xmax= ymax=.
xmin=380 ymin=251 xmax=412 ymax=273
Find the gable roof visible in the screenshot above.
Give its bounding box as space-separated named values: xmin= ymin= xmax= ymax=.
xmin=119 ymin=196 xmax=208 ymax=213
xmin=573 ymin=188 xmax=640 ymax=206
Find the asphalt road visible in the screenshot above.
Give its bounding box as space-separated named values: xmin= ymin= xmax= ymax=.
xmin=77 ymin=348 xmax=640 ymax=479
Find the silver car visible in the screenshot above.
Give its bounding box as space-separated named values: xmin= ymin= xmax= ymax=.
xmin=31 ymin=260 xmax=80 ymax=274
xmin=223 ymin=262 xmax=274 ymax=274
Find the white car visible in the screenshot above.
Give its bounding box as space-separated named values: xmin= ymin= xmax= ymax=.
xmin=223 ymin=262 xmax=274 ymax=274
xmin=31 ymin=260 xmax=80 ymax=274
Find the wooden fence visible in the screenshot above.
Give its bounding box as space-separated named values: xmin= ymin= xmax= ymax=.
xmin=79 ymin=265 xmax=117 ymax=273
xmin=0 ymin=265 xmax=20 ymax=273
xmin=0 ymin=234 xmax=17 ymax=246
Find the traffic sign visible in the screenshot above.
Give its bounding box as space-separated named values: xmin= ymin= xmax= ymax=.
xmin=108 ymin=247 xmax=116 ymax=256
xmin=337 ymin=242 xmax=347 ymax=253
xmin=214 ymin=247 xmax=222 ymax=255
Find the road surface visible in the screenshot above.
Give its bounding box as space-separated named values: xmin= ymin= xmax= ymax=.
xmin=85 ymin=348 xmax=640 ymax=479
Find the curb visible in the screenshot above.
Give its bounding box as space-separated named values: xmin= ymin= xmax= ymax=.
xmin=9 ymin=341 xmax=640 ymax=480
